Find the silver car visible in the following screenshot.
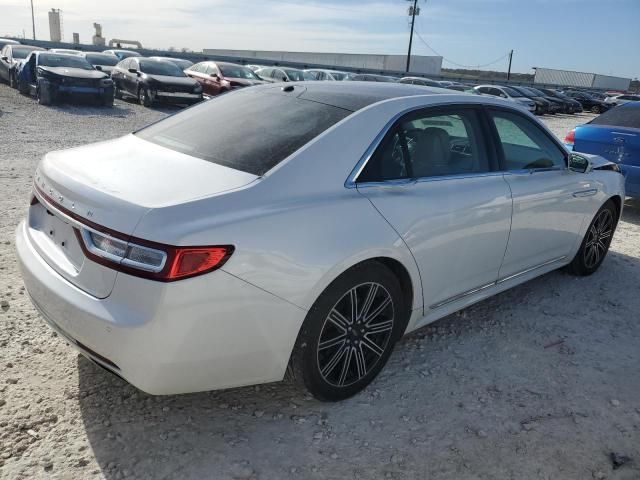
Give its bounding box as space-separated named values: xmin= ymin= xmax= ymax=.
xmin=474 ymin=84 xmax=536 ymax=112
xmin=16 ymin=83 xmax=624 ymax=401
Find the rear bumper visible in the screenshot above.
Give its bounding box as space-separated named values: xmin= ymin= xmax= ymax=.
xmin=622 ymin=164 xmax=640 ymax=197
xmin=16 ymin=220 xmax=306 ymax=394
xmin=154 ymin=91 xmax=202 ymax=104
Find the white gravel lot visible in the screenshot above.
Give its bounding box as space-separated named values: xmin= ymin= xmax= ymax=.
xmin=1 ymin=84 xmax=639 ymax=480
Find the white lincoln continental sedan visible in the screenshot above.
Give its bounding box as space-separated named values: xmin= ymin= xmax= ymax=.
xmin=16 ymin=82 xmax=625 ymax=401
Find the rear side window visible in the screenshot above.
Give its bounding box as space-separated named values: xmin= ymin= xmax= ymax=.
xmin=135 ymin=89 xmax=351 ymax=175
xmin=358 ymin=108 xmax=489 ymax=182
xmin=590 ymin=106 xmax=640 ymax=129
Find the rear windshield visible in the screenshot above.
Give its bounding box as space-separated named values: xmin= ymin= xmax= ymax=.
xmin=12 ymin=46 xmax=39 ymax=59
xmin=139 ymin=60 xmax=184 ymax=76
xmin=85 ymin=54 xmax=119 ymax=66
xmin=283 ymin=69 xmax=305 ymax=81
xmin=135 ymin=89 xmax=351 ymax=175
xmin=169 ymin=59 xmax=193 ymax=70
xmin=39 ymin=54 xmax=93 ymax=70
xmin=590 ymin=106 xmax=640 ymax=129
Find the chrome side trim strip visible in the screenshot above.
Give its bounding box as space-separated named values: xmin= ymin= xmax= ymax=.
xmin=429 ymin=282 xmax=496 ymax=309
xmin=429 ymin=255 xmax=568 ymax=310
xmin=572 ymin=188 xmax=598 ymax=198
xmin=497 ymin=255 xmax=567 ymax=284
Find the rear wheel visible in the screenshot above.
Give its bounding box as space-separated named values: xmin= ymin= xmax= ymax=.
xmin=591 ymin=105 xmax=602 ymax=114
xmin=9 ymin=71 xmax=16 ymax=89
xmin=567 ymin=200 xmax=617 ymax=276
xmin=288 ymin=262 xmax=407 ymax=401
xmin=113 ymin=82 xmax=122 ymax=99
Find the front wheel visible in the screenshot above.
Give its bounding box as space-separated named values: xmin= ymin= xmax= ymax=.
xmin=9 ymin=71 xmax=16 ymax=89
xmin=567 ymin=200 xmax=617 ymax=276
xmin=288 ymin=262 xmax=407 ymax=401
xmin=37 ymin=81 xmax=54 ymax=105
xmin=591 ymin=105 xmax=602 ymax=114
xmin=138 ymin=86 xmax=153 ymax=107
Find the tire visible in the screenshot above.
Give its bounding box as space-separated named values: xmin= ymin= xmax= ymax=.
xmin=37 ymin=81 xmax=53 ymax=106
xmin=566 ymin=200 xmax=617 ymax=276
xmin=9 ymin=71 xmax=16 ymax=89
xmin=17 ymin=79 xmax=28 ymax=95
xmin=138 ymin=86 xmax=152 ymax=107
xmin=101 ymin=94 xmax=113 ymax=107
xmin=590 ymin=105 xmax=601 ymax=114
xmin=113 ymin=82 xmax=122 ymax=99
xmin=288 ymin=262 xmax=408 ymax=401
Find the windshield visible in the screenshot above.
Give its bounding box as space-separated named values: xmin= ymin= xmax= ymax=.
xmin=169 ymin=59 xmax=193 ymax=70
xmin=38 ymin=54 xmax=94 ymax=70
xmin=85 ymin=54 xmax=119 ymax=66
xmin=136 ymin=89 xmax=351 ymax=176
xmin=328 ymin=71 xmax=349 ymax=80
xmin=502 ymin=86 xmax=523 ymax=97
xmin=139 ymin=60 xmax=184 ymax=76
xmin=528 ymin=88 xmax=545 ymax=96
xmin=12 ymin=46 xmax=39 ymax=59
xmin=283 ymin=69 xmax=305 ymax=81
xmin=219 ymin=65 xmax=259 ymax=79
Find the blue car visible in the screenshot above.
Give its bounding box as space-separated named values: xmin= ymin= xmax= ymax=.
xmin=565 ymin=103 xmax=640 ymax=197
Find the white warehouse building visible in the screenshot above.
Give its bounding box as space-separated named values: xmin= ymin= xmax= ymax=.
xmin=533 ymin=67 xmax=631 ymax=91
xmin=203 ymin=49 xmax=443 ymax=75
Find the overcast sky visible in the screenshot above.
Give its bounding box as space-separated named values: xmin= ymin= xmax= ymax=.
xmin=1 ymin=0 xmax=638 ymax=78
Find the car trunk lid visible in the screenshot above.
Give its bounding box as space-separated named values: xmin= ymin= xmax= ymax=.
xmin=28 ymin=135 xmax=258 ymax=298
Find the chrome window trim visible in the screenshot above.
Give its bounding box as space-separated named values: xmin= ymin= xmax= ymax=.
xmin=345 ymin=102 xmax=495 ymax=189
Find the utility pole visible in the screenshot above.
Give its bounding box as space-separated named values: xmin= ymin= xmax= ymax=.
xmin=507 ymin=49 xmax=514 ymax=81
xmin=406 ymin=0 xmax=419 ymax=73
xmin=30 ymin=0 xmax=36 ymax=40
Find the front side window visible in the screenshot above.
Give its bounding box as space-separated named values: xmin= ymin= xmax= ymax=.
xmin=490 ymin=110 xmax=566 ymax=170
xmin=358 ymin=108 xmax=489 ymax=182
xmin=38 ymin=54 xmax=94 ymax=70
xmin=139 ymin=60 xmax=184 ymax=76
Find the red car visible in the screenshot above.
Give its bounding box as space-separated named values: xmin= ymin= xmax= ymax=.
xmin=184 ymin=61 xmax=265 ymax=97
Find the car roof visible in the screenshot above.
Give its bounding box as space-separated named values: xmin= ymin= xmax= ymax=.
xmin=269 ymin=81 xmax=452 ymax=111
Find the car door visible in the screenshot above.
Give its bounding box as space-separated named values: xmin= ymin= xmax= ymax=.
xmin=120 ymin=59 xmax=137 ymax=95
xmin=355 ymin=105 xmax=512 ymax=312
xmin=204 ymin=64 xmax=223 ymax=95
xmin=487 ymin=108 xmax=595 ymax=279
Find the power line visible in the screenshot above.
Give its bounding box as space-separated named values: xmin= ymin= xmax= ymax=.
xmin=413 ymin=28 xmax=509 ymax=69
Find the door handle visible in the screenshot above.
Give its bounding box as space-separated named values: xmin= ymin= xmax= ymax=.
xmin=572 ymin=188 xmax=597 ymax=198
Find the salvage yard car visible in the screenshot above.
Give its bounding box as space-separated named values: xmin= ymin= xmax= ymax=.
xmin=184 ymin=61 xmax=264 ymax=97
xmin=80 ymin=52 xmax=120 ymax=75
xmin=111 ymin=57 xmax=203 ymax=107
xmin=565 ymin=102 xmax=639 ymax=197
xmin=16 ymin=83 xmax=625 ymax=401
xmin=0 ymin=44 xmax=44 ymax=88
xmin=17 ymin=51 xmax=114 ymax=106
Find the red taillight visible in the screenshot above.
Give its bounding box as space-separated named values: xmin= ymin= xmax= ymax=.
xmin=564 ymin=129 xmax=575 ymax=146
xmin=167 ymin=247 xmax=233 ymax=280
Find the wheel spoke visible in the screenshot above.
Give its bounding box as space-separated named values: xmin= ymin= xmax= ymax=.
xmin=364 ymin=296 xmax=391 ymax=324
xmin=328 ymin=308 xmax=350 ymax=331
xmin=318 ymin=333 xmax=346 ymax=351
xmin=321 ymin=344 xmax=349 ymax=378
xmin=349 ymin=288 xmax=358 ymax=323
xmin=361 ymin=335 xmax=384 ymax=357
xmin=366 ymin=318 xmax=394 ymax=335
xmin=354 ymin=344 xmax=367 ymax=378
xmin=337 ymin=347 xmax=353 ymax=386
xmin=599 ymin=229 xmax=612 ymax=240
xmin=359 ymin=283 xmax=379 ymax=320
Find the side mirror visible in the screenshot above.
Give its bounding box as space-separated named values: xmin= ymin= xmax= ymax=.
xmin=1 ymin=56 xmax=8 ymax=62
xmin=95 ymin=65 xmax=102 ymax=71
xmin=211 ymin=73 xmax=219 ymax=79
xmin=128 ymin=68 xmax=138 ymax=74
xmin=568 ymin=153 xmax=590 ymax=173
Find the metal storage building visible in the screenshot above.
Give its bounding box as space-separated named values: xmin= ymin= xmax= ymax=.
xmin=203 ymin=49 xmax=443 ymax=75
xmin=533 ymin=67 xmax=631 ymax=91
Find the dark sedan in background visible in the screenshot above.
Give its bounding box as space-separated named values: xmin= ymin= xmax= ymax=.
xmin=17 ymin=52 xmax=114 ymax=106
xmin=0 ymin=44 xmax=44 ymax=88
xmin=111 ymin=57 xmax=202 ymax=107
xmin=563 ymin=91 xmax=609 ymax=113
xmin=565 ymin=103 xmax=639 ymax=197
xmin=184 ymin=61 xmax=264 ymax=97
xmin=539 ymin=88 xmax=583 ymax=113
xmin=509 ymin=85 xmax=555 ymax=115
xmin=80 ymin=52 xmax=119 ymax=75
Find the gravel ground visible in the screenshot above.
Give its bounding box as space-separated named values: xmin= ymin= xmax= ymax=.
xmin=1 ymin=84 xmax=639 ymax=480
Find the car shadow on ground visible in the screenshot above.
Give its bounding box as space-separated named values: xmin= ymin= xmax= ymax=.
xmin=76 ymin=247 xmax=640 ymax=479
xmin=47 ymin=101 xmax=134 ymax=118
xmin=118 ymin=95 xmax=187 ymax=114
